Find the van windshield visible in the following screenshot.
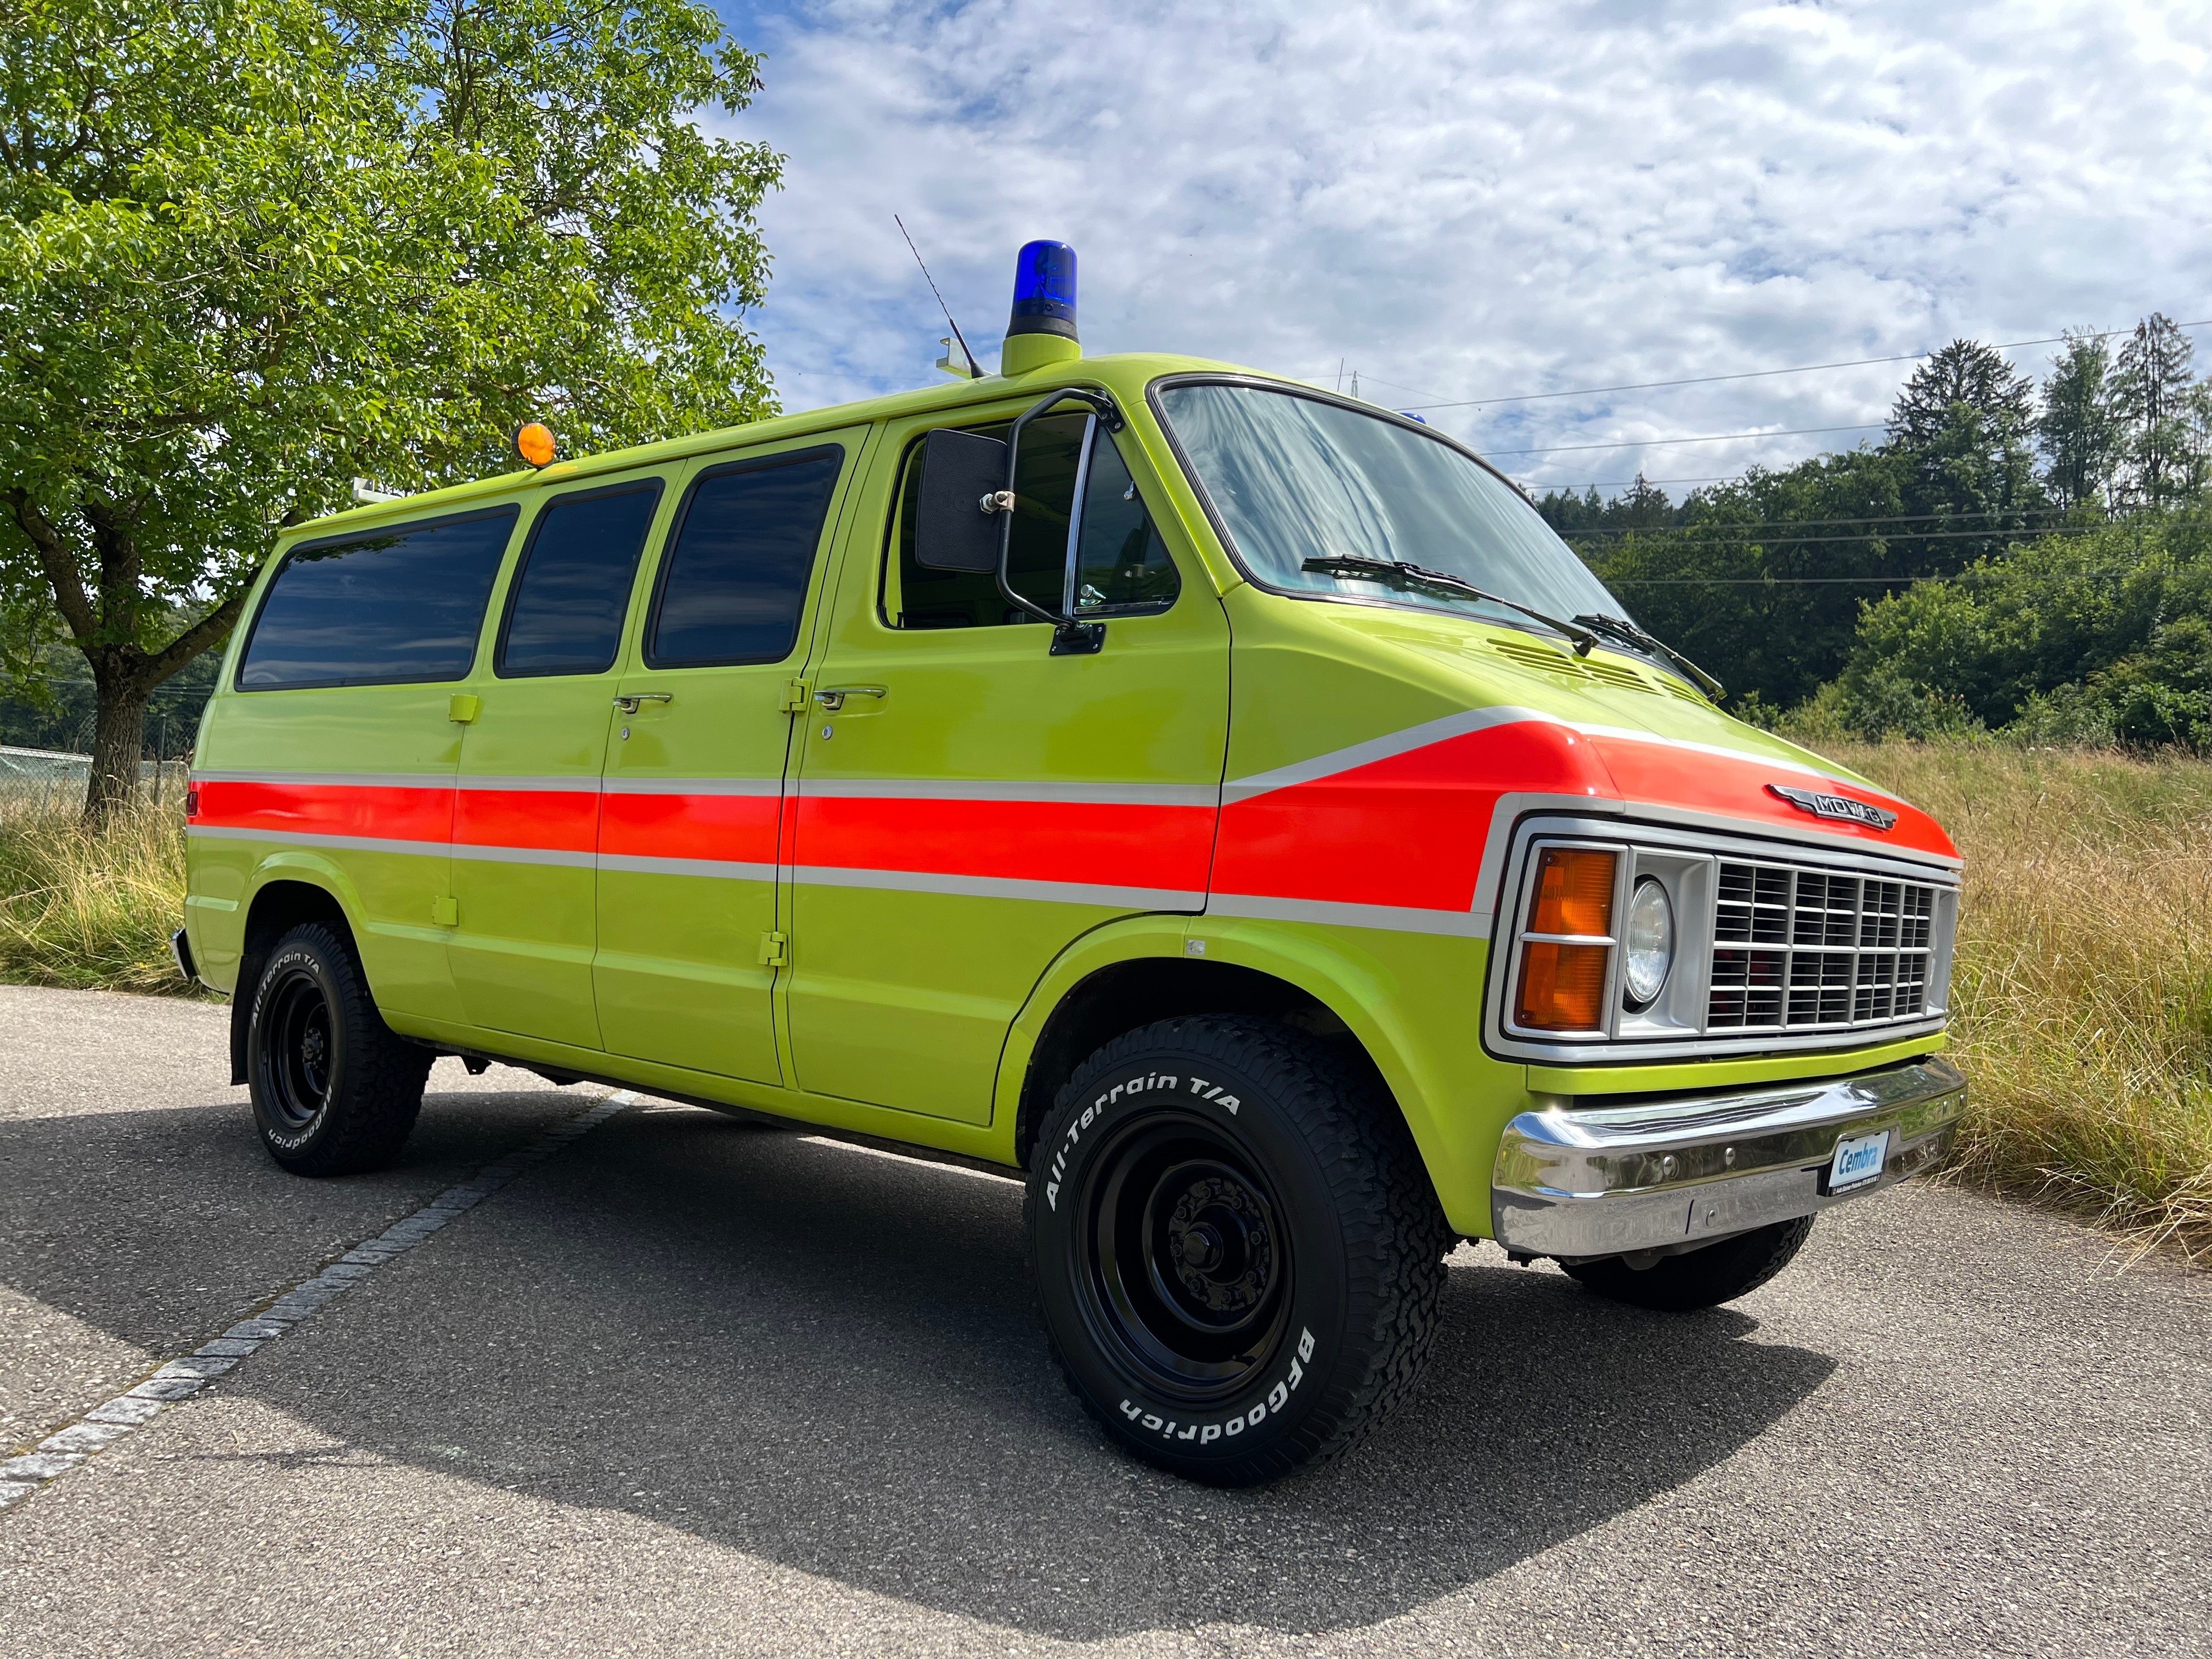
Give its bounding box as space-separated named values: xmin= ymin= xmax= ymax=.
xmin=1154 ymin=382 xmax=1627 ymax=637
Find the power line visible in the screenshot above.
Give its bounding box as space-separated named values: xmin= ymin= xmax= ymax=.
xmin=1481 ymin=423 xmax=1886 ymax=459
xmin=1519 ymin=475 xmax=1742 ymax=491
xmin=1581 ymin=526 xmax=2106 ymax=550
xmin=1399 ymin=318 xmax=2212 ymax=414
xmin=1611 ymin=569 xmax=2156 ymax=584
xmin=1559 ymin=507 xmax=2087 ymax=535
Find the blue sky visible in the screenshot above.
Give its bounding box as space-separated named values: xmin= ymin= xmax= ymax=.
xmin=705 ymin=1 xmax=2210 ymax=496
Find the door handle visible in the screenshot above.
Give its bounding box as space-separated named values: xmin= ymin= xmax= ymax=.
xmin=813 ymin=685 xmax=887 ymax=713
xmin=612 ymin=692 xmax=674 ymax=715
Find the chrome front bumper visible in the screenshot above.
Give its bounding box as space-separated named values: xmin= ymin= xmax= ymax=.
xmin=1491 ymin=1055 xmax=1966 ymax=1259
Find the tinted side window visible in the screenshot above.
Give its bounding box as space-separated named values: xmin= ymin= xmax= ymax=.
xmin=646 ymin=449 xmax=844 ymax=669
xmin=497 ymin=483 xmax=661 ymax=678
xmin=888 ymin=416 xmax=1086 ymax=629
xmin=1071 ymin=436 xmax=1179 ymax=614
xmin=238 ymin=509 xmax=516 ymax=690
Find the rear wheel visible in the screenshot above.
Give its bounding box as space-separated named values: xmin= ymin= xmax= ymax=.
xmin=1561 ymin=1215 xmax=1815 ymax=1312
xmin=247 ymin=922 xmax=430 ymax=1176
xmin=1026 ymin=1015 xmax=1451 ymax=1485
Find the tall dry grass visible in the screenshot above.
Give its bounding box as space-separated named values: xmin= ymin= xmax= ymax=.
xmin=2 ymin=748 xmax=2209 ymax=1261
xmin=0 ymin=797 xmax=202 ymax=996
xmin=1830 ymin=741 xmax=2212 ymax=1263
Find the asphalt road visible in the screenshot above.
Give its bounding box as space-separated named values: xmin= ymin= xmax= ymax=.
xmin=1 ymin=983 xmax=2205 ymax=1657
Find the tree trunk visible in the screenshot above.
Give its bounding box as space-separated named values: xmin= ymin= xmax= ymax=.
xmin=8 ymin=488 xmax=253 ymax=822
xmin=84 ymin=677 xmax=148 ymax=824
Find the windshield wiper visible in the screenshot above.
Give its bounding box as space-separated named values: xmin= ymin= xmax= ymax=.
xmin=1301 ymin=555 xmax=1601 ymax=654
xmin=1572 ymin=612 xmax=1726 ymax=701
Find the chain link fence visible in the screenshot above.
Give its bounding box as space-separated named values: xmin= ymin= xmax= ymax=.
xmin=0 ymin=747 xmax=190 ymax=813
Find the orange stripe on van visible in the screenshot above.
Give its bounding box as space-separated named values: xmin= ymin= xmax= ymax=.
xmin=1578 ymin=733 xmax=1955 ymax=859
xmin=600 ymin=789 xmax=782 ymax=868
xmin=453 ymin=788 xmax=601 ymax=855
xmin=1212 ymin=720 xmax=1612 ymax=915
xmin=792 ymin=796 xmax=1214 ymax=891
xmin=193 ymin=778 xmax=454 ymax=844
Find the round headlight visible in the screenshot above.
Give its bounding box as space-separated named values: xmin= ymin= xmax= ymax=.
xmin=1623 ymin=877 xmax=1674 ymax=1008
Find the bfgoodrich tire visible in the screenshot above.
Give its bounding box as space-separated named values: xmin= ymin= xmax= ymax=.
xmin=246 ymin=922 xmax=431 ymax=1176
xmin=1562 ymin=1215 xmax=1815 ymax=1312
xmin=1026 ymin=1015 xmax=1452 ymax=1486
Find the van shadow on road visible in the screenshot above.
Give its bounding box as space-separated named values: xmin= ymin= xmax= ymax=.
xmin=5 ymin=1094 xmax=1838 ymax=1639
xmin=251 ymin=1104 xmax=1833 ymax=1639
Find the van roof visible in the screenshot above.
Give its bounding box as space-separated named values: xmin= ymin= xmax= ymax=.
xmin=292 ymin=351 xmax=1294 ymax=538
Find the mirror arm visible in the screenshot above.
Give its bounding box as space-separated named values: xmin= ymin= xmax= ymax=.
xmin=992 ymin=387 xmax=1124 ymax=653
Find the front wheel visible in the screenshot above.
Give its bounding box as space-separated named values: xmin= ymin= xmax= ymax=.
xmin=1562 ymin=1215 xmax=1815 ymax=1312
xmin=247 ymin=922 xmax=431 ymax=1176
xmin=1026 ymin=1015 xmax=1452 ymax=1486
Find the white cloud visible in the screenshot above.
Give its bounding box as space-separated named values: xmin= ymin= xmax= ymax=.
xmin=711 ymin=0 xmax=2212 ymax=494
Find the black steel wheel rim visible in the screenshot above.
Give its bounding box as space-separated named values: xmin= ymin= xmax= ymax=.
xmin=261 ymin=968 xmax=335 ymax=1131
xmin=1076 ymin=1110 xmax=1293 ymax=1402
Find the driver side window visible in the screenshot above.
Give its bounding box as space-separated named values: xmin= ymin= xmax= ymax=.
xmin=882 ymin=416 xmax=1179 ymax=629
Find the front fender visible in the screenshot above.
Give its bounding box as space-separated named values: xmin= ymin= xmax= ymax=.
xmin=992 ymin=912 xmax=1516 ymax=1236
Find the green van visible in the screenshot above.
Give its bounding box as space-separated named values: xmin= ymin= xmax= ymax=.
xmin=178 ymin=243 xmax=1966 ymax=1483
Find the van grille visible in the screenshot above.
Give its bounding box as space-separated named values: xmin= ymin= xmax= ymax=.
xmin=1707 ymin=860 xmax=1941 ymax=1032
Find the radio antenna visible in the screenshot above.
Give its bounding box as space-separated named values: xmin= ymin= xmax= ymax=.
xmin=896 ymin=214 xmax=981 ymax=380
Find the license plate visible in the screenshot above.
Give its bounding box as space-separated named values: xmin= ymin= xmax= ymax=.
xmin=1827 ymin=1128 xmax=1891 ymax=1194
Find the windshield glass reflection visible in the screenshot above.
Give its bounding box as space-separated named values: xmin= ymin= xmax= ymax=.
xmin=1155 ymin=383 xmax=1628 ymax=635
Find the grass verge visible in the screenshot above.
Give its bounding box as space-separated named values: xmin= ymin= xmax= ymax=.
xmin=0 ymin=797 xmax=204 ymax=997
xmin=1832 ymin=741 xmax=2212 ymax=1265
xmin=3 ymin=751 xmax=2209 ymax=1262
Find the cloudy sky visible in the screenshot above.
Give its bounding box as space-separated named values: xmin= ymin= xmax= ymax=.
xmin=708 ymin=0 xmax=2210 ymax=498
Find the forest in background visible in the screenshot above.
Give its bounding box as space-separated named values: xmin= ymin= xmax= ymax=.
xmin=1541 ymin=314 xmax=2212 ymax=748
xmin=7 ymin=317 xmax=2208 ymax=761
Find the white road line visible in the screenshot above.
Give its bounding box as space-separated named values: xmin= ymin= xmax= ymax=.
xmin=0 ymin=1089 xmax=641 ymax=1514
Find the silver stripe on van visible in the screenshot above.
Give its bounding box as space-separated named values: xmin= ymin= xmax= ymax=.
xmin=190 ymin=771 xmax=453 ymax=791
xmin=596 ymin=853 xmax=779 ymax=882
xmin=792 ymin=865 xmax=1206 ymax=911
xmin=794 ymin=778 xmax=1218 ymax=808
xmin=451 ymin=844 xmax=598 ymax=869
xmin=184 ymin=826 xmax=451 ymax=859
xmin=600 ymin=776 xmax=781 ymax=797
xmin=1206 ymin=891 xmax=1491 ymax=938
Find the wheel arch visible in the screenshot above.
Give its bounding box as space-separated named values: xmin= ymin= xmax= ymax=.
xmin=229 ymin=862 xmax=365 ymax=1086
xmin=997 ymin=916 xmax=1494 ymax=1230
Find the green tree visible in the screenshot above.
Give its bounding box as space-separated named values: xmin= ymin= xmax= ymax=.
xmin=1834 ymin=511 xmax=2212 ymax=740
xmin=2109 ymin=314 xmax=2211 ymax=510
xmin=1882 ymin=338 xmax=2046 ymax=573
xmin=1582 ymin=449 xmax=1906 ymax=708
xmin=1 ymin=0 xmax=782 ymax=816
xmin=2036 ymin=330 xmax=2120 ymax=512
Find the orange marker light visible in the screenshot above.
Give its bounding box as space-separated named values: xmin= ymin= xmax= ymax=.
xmin=1515 ymin=847 xmax=1617 ymax=1032
xmin=514 ymin=422 xmax=557 ymax=468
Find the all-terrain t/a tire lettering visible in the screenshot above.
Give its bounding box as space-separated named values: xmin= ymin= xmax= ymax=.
xmin=247 ymin=922 xmax=431 ymax=1176
xmin=1025 ymin=1014 xmax=1452 ymax=1485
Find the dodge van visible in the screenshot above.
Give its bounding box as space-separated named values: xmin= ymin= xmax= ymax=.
xmin=177 ymin=241 xmax=1966 ymax=1484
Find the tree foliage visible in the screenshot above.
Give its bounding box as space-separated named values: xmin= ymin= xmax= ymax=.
xmin=2109 ymin=314 xmax=2211 ymax=510
xmin=1541 ymin=320 xmax=2212 ymax=734
xmin=1831 ymin=514 xmax=2212 ymax=748
xmin=2037 ymin=331 xmax=2120 ymax=511
xmin=1581 ymin=451 xmax=1905 ymax=709
xmin=0 ymin=0 xmax=782 ymax=813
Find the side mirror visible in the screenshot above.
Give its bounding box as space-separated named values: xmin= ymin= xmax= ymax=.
xmin=913 ymin=428 xmax=1009 ymax=573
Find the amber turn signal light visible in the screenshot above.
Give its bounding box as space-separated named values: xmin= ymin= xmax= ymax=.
xmin=1525 ymin=847 xmax=1616 ymax=938
xmin=514 ymin=422 xmax=557 ymax=468
xmin=1515 ymin=942 xmax=1610 ymax=1032
xmin=1514 ymin=847 xmax=1618 ymax=1032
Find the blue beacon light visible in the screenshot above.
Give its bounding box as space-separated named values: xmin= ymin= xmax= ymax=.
xmin=1007 ymin=240 xmax=1079 ymax=341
